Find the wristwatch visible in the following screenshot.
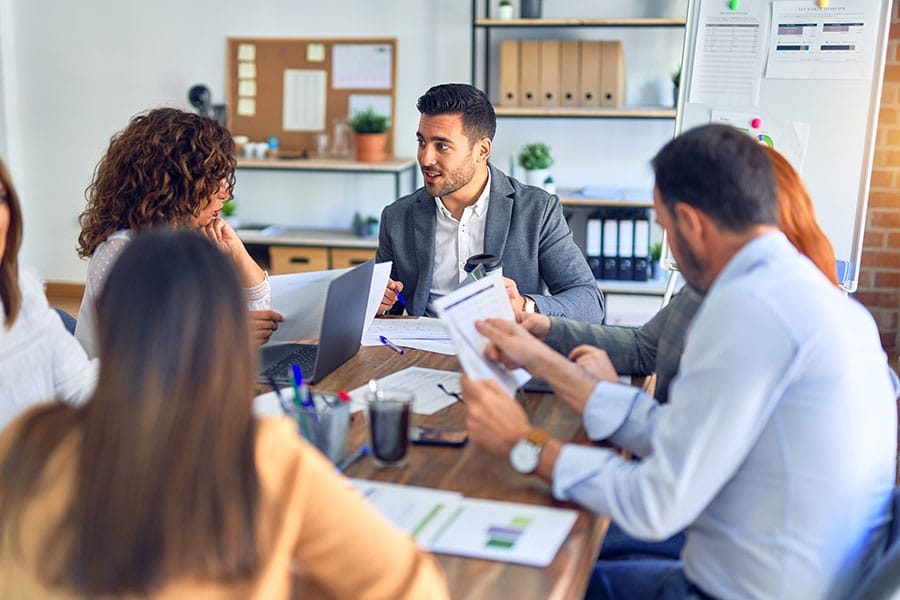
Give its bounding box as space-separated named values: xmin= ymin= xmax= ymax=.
xmin=522 ymin=296 xmax=536 ymax=314
xmin=510 ymin=428 xmax=550 ymax=474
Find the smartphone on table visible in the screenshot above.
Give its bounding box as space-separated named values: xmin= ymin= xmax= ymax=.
xmin=410 ymin=426 xmax=468 ymax=447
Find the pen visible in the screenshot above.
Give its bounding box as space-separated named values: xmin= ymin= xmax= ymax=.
xmin=292 ymin=363 xmax=318 ymax=424
xmin=379 ymin=335 xmax=405 ymax=355
xmin=267 ymin=374 xmax=294 ymax=415
xmin=395 ymin=289 xmax=407 ymax=308
xmin=337 ymin=444 xmax=370 ymax=472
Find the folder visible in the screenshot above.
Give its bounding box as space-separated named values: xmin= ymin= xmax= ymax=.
xmin=617 ymin=219 xmax=634 ymax=281
xmin=539 ymin=40 xmax=560 ymax=107
xmin=499 ymin=40 xmax=520 ymax=107
xmin=632 ymin=217 xmax=650 ymax=282
xmin=579 ymin=41 xmax=601 ymax=107
xmin=601 ymin=217 xmax=618 ymax=280
xmin=559 ymin=41 xmax=580 ymax=108
xmin=586 ymin=212 xmax=603 ymax=278
xmin=599 ymin=41 xmax=626 ymax=108
xmin=519 ymin=40 xmax=541 ymax=107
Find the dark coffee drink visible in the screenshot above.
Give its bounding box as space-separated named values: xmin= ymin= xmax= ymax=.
xmin=368 ymin=397 xmax=411 ymax=467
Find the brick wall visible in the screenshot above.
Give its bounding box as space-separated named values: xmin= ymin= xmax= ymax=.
xmin=857 ymin=2 xmax=900 ymax=358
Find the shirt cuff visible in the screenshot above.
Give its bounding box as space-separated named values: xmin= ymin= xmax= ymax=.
xmin=582 ymin=381 xmax=642 ymax=441
xmin=551 ymin=442 xmax=618 ymax=508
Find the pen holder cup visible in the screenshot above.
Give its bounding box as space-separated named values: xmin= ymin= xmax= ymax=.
xmin=365 ymin=390 xmax=413 ymax=468
xmin=295 ymin=393 xmax=350 ymax=464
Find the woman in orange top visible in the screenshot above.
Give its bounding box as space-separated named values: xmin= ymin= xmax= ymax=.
xmin=0 ymin=228 xmax=448 ymax=599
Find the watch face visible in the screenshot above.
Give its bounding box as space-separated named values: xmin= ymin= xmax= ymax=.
xmin=510 ymin=440 xmax=540 ymax=474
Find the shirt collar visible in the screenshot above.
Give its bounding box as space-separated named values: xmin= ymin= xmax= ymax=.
xmin=708 ymin=231 xmax=790 ymax=294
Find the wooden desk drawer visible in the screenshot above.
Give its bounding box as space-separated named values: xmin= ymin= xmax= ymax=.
xmin=330 ymin=248 xmax=376 ymax=269
xmin=270 ymin=246 xmax=329 ymax=274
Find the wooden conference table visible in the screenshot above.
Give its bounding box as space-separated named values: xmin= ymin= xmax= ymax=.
xmin=308 ymin=343 xmax=610 ymax=600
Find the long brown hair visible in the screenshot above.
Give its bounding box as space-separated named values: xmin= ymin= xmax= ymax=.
xmin=763 ymin=146 xmax=840 ymax=286
xmin=0 ymin=229 xmax=263 ymax=594
xmin=77 ymin=108 xmax=236 ymax=258
xmin=0 ymin=158 xmax=24 ymax=327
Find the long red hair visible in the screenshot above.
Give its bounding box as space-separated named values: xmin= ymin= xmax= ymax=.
xmin=763 ymin=146 xmax=840 ymax=287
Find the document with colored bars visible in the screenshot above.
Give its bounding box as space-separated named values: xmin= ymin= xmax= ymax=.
xmin=350 ymin=479 xmax=577 ymax=567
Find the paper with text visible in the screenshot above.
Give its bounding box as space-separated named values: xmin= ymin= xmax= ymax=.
xmin=433 ymin=276 xmax=530 ymax=395
xmin=347 ymin=367 xmax=461 ymax=415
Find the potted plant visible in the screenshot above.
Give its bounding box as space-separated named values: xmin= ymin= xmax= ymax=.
xmin=352 ymin=211 xmax=380 ymax=237
xmin=649 ymin=240 xmax=663 ymax=279
xmin=518 ymin=142 xmax=554 ymax=187
xmin=671 ymin=66 xmax=681 ymax=107
xmin=497 ymin=0 xmax=513 ymax=20
xmin=349 ymin=107 xmax=390 ymax=163
xmin=220 ymin=198 xmax=240 ymax=228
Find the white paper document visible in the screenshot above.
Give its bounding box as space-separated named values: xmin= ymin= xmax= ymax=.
xmin=265 ymin=269 xmax=346 ymax=343
xmin=710 ymin=110 xmax=810 ymax=170
xmin=433 ymin=276 xmax=530 ymax=396
xmin=350 ymin=479 xmax=577 ymax=567
xmin=689 ymin=0 xmax=767 ymax=106
xmin=332 ymin=43 xmax=392 ymax=89
xmin=347 ymin=367 xmax=461 ymax=415
xmin=766 ymin=1 xmax=879 ymax=80
xmin=362 ymin=317 xmax=456 ymax=355
xmin=361 ymin=262 xmax=393 ymax=341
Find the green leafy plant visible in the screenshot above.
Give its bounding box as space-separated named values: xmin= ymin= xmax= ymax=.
xmin=499 ymin=0 xmax=511 ymax=6
xmin=518 ymin=142 xmax=554 ymax=170
xmin=671 ymin=66 xmax=682 ymax=87
xmin=349 ymin=107 xmax=389 ymax=134
xmin=650 ymin=240 xmax=663 ymax=262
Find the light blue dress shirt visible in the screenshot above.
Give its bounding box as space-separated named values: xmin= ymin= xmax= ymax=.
xmin=552 ymin=232 xmax=898 ymax=599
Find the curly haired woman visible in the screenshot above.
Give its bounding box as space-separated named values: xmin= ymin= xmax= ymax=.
xmin=75 ymin=108 xmax=282 ymax=357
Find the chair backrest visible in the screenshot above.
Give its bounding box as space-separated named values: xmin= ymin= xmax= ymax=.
xmin=850 ymin=486 xmax=900 ymax=600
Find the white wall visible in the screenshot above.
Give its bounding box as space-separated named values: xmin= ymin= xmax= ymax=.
xmin=2 ymin=0 xmax=683 ymax=282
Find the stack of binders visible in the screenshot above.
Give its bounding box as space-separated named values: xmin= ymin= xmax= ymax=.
xmin=585 ymin=207 xmax=651 ymax=282
xmin=499 ymin=39 xmax=626 ymax=108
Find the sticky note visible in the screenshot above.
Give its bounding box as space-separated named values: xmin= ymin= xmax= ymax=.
xmin=238 ymin=80 xmax=257 ymax=97
xmin=237 ymin=43 xmax=256 ymax=61
xmin=307 ymin=43 xmax=326 ymax=62
xmin=237 ymin=62 xmax=256 ymax=79
xmin=237 ymin=98 xmax=256 ymax=116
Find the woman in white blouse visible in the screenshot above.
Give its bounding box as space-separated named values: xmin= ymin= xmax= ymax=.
xmin=75 ymin=107 xmax=282 ymax=358
xmin=0 ymin=158 xmax=97 ymax=430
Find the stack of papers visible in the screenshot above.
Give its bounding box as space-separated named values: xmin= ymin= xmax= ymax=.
xmin=350 ymin=479 xmax=577 ymax=567
xmin=362 ymin=317 xmax=456 ymax=355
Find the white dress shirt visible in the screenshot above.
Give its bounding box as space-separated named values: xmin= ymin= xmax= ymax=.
xmin=426 ymin=171 xmax=491 ymax=314
xmin=0 ymin=270 xmax=97 ymax=430
xmin=552 ymin=232 xmax=898 ymax=599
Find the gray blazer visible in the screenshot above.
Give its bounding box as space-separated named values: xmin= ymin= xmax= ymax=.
xmin=544 ymin=286 xmax=703 ymax=404
xmin=376 ymin=164 xmax=604 ymax=322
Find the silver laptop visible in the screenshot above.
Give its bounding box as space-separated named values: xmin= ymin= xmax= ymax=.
xmin=259 ymin=259 xmax=375 ymax=386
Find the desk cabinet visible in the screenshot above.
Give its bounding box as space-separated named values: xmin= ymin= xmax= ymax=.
xmin=269 ymin=246 xmax=330 ymax=274
xmin=239 ymin=227 xmax=378 ymax=275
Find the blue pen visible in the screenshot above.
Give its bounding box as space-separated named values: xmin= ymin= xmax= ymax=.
xmin=395 ymin=289 xmax=407 ymax=307
xmin=337 ymin=444 xmax=370 ymax=472
xmin=291 ymin=364 xmax=318 ymax=424
xmin=267 ymin=374 xmax=294 ymax=416
xmin=379 ymin=335 xmax=405 ymax=355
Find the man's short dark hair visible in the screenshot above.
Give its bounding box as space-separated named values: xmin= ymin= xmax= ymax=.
xmin=651 ymin=124 xmax=778 ymax=232
xmin=417 ymin=83 xmax=496 ymax=143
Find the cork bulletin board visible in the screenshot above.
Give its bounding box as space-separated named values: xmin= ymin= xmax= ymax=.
xmin=226 ymin=37 xmax=397 ymax=156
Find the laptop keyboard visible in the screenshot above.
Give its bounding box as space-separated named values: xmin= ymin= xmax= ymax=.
xmin=260 ymin=344 xmax=318 ymax=386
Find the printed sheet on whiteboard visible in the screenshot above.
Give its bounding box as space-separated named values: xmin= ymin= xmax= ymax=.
xmin=332 ymin=44 xmax=392 ymax=89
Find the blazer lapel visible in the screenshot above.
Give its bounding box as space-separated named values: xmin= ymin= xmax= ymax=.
xmin=412 ymin=194 xmax=436 ymax=314
xmin=484 ymin=164 xmax=514 ymax=258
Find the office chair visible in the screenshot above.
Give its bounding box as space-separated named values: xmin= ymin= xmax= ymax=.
xmin=851 ymin=486 xmax=900 ymax=599
xmin=53 ymin=308 xmax=77 ymax=336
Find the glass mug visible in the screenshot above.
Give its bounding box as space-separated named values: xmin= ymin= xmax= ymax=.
xmin=365 ymin=389 xmax=413 ymax=467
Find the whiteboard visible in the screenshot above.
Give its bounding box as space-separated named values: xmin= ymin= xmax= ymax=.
xmin=674 ymin=0 xmax=892 ymax=291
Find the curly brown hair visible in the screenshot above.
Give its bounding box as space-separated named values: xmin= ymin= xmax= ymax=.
xmin=77 ymin=108 xmax=236 ymax=258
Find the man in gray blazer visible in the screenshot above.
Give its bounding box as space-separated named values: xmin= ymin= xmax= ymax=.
xmin=376 ymin=83 xmax=604 ymax=322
